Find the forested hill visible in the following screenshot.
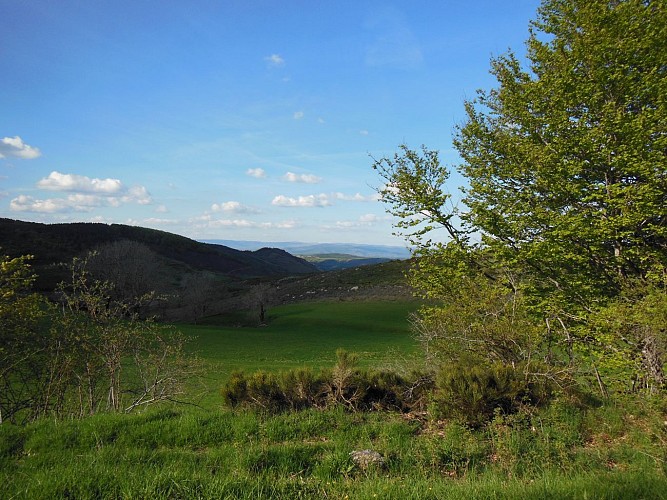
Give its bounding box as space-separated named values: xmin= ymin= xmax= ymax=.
xmin=0 ymin=218 xmax=318 ymax=283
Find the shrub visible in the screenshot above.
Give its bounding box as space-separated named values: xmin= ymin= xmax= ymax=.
xmin=434 ymin=361 xmax=553 ymax=428
xmin=220 ymin=351 xmax=434 ymax=413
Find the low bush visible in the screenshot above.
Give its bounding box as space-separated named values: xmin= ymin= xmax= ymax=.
xmin=221 ymin=350 xmax=433 ymax=413
xmin=434 ymin=361 xmax=553 ymax=428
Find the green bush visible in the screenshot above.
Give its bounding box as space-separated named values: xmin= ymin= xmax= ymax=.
xmin=220 ymin=351 xmax=433 ymax=413
xmin=435 ymin=362 xmax=553 ymax=428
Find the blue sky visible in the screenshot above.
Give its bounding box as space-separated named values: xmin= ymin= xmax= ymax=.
xmin=1 ymin=0 xmax=541 ymax=246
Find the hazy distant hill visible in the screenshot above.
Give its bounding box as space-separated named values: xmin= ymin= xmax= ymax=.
xmin=205 ymin=239 xmax=412 ymax=260
xmin=0 ymin=219 xmax=317 ymax=289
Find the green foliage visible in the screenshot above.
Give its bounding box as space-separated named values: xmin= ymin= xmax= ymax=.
xmin=375 ymin=0 xmax=667 ymax=396
xmin=0 ymin=252 xmax=196 ymax=423
xmin=0 ymin=254 xmax=49 ymax=424
xmin=221 ymin=351 xmax=432 ymax=413
xmin=456 ymin=0 xmax=667 ymax=305
xmin=585 ymin=279 xmax=667 ymax=393
xmin=434 ymin=362 xmax=553 ymax=428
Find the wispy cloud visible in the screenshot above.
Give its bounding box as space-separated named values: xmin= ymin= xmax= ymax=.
xmin=272 ymin=194 xmax=331 ymax=207
xmin=334 ymin=214 xmax=380 ymax=228
xmin=197 ymin=217 xmax=297 ymax=230
xmin=143 ymin=217 xmax=179 ymax=226
xmin=283 ymin=172 xmax=322 ymax=184
xmin=333 ymin=192 xmax=379 ymax=202
xmin=265 ymin=54 xmax=285 ymax=67
xmin=246 ymin=167 xmax=266 ymax=178
xmin=0 ymin=136 xmax=41 ymax=159
xmin=211 ymin=201 xmax=259 ymax=214
xmin=293 ymin=111 xmax=304 ymax=120
xmin=365 ymin=7 xmax=423 ymax=69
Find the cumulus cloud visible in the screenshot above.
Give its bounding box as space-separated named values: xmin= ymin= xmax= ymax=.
xmin=272 ymin=194 xmax=331 ymax=207
xmin=246 ymin=167 xmax=266 ymax=178
xmin=9 ymin=194 xmax=104 ymax=213
xmin=37 ymin=171 xmax=123 ymax=194
xmin=211 ymin=201 xmax=259 ymax=214
xmin=10 ymin=195 xmax=70 ymax=213
xmin=0 ymin=136 xmax=42 ymax=159
xmin=265 ymin=54 xmax=285 ymax=67
xmin=293 ymin=111 xmax=304 ymax=120
xmin=123 ymin=185 xmax=152 ymax=205
xmin=11 ymin=171 xmax=153 ymax=213
xmin=283 ymin=172 xmax=322 ymax=184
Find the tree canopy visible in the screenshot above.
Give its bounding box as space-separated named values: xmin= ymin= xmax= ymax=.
xmin=375 ymin=0 xmax=667 ymax=392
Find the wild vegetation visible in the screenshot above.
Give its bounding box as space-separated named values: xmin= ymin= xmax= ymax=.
xmin=1 ymin=0 xmax=666 ymax=498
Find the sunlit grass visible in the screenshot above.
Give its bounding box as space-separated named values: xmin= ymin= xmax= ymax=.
xmin=178 ymin=300 xmax=421 ymax=407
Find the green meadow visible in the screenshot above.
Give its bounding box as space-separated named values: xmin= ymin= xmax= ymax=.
xmin=2 ymin=299 xmax=667 ymax=499
xmin=180 ymin=300 xmax=421 ymax=408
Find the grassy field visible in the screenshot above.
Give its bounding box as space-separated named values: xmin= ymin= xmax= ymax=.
xmin=179 ymin=300 xmax=421 ymax=408
xmin=2 ymin=299 xmax=667 ymax=499
xmin=3 ymin=402 xmax=666 ymax=499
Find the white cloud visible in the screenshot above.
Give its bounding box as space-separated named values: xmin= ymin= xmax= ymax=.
xmin=318 ymin=117 xmax=325 ymax=124
xmin=211 ymin=201 xmax=259 ymax=214
xmin=155 ymin=205 xmax=169 ymax=213
xmin=359 ymin=130 xmax=369 ymax=136
xmin=12 ymin=171 xmax=153 ymax=213
xmin=143 ymin=217 xmax=179 ymax=226
xmin=246 ymin=167 xmax=266 ymax=178
xmin=272 ymin=194 xmax=331 ymax=207
xmin=283 ymin=172 xmax=322 ymax=184
xmin=10 ymin=195 xmax=70 ymax=213
xmin=333 ymin=192 xmax=379 ymax=202
xmin=9 ymin=194 xmax=107 ymax=213
xmin=293 ymin=111 xmax=304 ymax=120
xmin=0 ymin=136 xmax=41 ymax=159
xmin=123 ymin=185 xmax=152 ymax=205
xmin=335 ymin=213 xmax=380 ymax=228
xmin=265 ymin=54 xmax=285 ymax=67
xmin=37 ymin=171 xmax=123 ymax=194
xmin=38 ymin=171 xmax=151 ymax=203
xmin=202 ymin=218 xmax=297 ymax=230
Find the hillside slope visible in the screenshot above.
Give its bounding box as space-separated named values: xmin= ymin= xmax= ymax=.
xmin=0 ymin=218 xmax=317 ymax=283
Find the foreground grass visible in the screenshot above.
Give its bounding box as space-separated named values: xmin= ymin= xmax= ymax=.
xmin=2 ymin=399 xmax=666 ymax=499
xmin=179 ymin=300 xmax=421 ymax=407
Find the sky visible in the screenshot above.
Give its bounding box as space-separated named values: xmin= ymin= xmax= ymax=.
xmin=1 ymin=0 xmax=541 ymax=246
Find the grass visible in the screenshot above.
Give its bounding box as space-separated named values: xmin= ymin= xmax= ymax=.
xmin=2 ymin=299 xmax=666 ymax=498
xmin=2 ymin=404 xmax=666 ymax=499
xmin=179 ymin=300 xmax=421 ymax=408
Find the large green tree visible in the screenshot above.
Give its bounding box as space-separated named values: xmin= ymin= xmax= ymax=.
xmin=457 ymin=0 xmax=667 ymax=305
xmin=376 ymin=0 xmax=667 ymax=391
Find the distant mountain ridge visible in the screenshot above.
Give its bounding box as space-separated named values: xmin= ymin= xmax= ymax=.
xmin=204 ymin=240 xmax=412 ymax=260
xmin=0 ymin=219 xmax=318 ymax=289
